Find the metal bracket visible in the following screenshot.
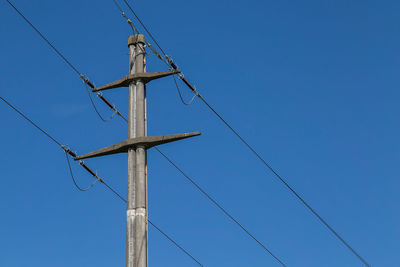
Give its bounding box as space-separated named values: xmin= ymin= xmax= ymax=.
xmin=74 ymin=131 xmax=201 ymax=160
xmin=92 ymin=70 xmax=181 ymax=92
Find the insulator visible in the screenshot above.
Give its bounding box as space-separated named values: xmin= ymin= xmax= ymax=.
xmin=98 ymin=94 xmax=115 ymax=110
xmin=67 ymin=150 xmax=77 ymax=158
xmin=80 ymin=162 xmax=97 ymax=177
xmin=86 ymin=80 xmax=95 ymax=89
xmin=180 ymin=76 xmax=197 ymax=93
xmin=165 ymin=55 xmax=178 ymax=70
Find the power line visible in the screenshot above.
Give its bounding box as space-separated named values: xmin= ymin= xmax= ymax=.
xmin=6 ymin=2 xmax=286 ymax=264
xmin=7 ymin=1 xmax=369 ymax=265
xmin=6 ymin=0 xmax=125 ymax=123
xmin=0 ymin=95 xmax=203 ymax=267
xmin=201 ymin=95 xmax=373 ymax=265
xmin=102 ymin=9 xmax=283 ymax=263
xmin=0 ymin=95 xmax=100 ymax=188
xmin=112 ymin=190 xmax=204 ymax=267
xmin=148 ymin=220 xmax=204 ymax=267
xmin=112 ymin=3 xmax=371 ymax=266
xmin=84 ymin=82 xmax=117 ymax=122
xmin=104 ymin=90 xmax=286 ymax=265
xmin=5 ymin=3 xmax=202 ymax=264
xmin=111 ymin=0 xmax=125 ymax=14
xmin=108 ymin=197 xmax=204 ymax=267
xmin=172 ymin=75 xmax=197 ymax=106
xmin=111 ymin=0 xmax=140 ymax=35
xmin=64 ymin=151 xmax=101 ymax=192
xmin=6 ymin=0 xmax=81 ymax=76
xmin=122 ymin=0 xmax=167 ymax=57
xmin=0 ymin=96 xmax=62 ymax=147
xmin=154 ymin=147 xmax=286 ymax=266
xmin=197 ymin=87 xmax=371 ymax=267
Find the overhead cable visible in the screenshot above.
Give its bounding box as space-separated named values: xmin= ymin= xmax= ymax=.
xmin=0 ymin=96 xmax=102 ymax=191
xmin=113 ymin=3 xmax=370 ymax=266
xmin=64 ymin=151 xmax=101 ymax=191
xmin=154 ymin=147 xmax=286 ymax=266
xmin=121 ymin=0 xmax=167 ymax=56
xmin=172 ymin=75 xmax=196 ymax=106
xmin=7 ymin=2 xmax=286 ymax=264
xmin=0 ymin=95 xmax=203 ymax=267
xmin=84 ymin=81 xmax=117 ymax=122
xmin=7 ymin=0 xmax=318 ymax=266
xmin=6 ymin=0 xmax=125 ymax=123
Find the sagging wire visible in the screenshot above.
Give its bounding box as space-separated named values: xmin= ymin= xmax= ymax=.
xmin=165 ymin=55 xmax=198 ymax=106
xmin=119 ymin=5 xmax=371 ymax=265
xmin=6 ymin=1 xmax=204 ymax=263
xmin=112 ymin=0 xmax=193 ymax=107
xmin=138 ymin=37 xmax=199 ymax=106
xmin=83 ymin=79 xmax=117 ymax=122
xmin=80 ymin=75 xmax=127 ymax=122
xmin=137 ymin=35 xmax=199 ymax=107
xmin=1 ymin=95 xmax=204 ymax=267
xmin=6 ymin=0 xmax=124 ymax=124
xmin=173 ymin=74 xmax=196 ymax=106
xmin=60 ymin=146 xmax=104 ymax=192
xmin=64 ymin=148 xmax=101 ymax=192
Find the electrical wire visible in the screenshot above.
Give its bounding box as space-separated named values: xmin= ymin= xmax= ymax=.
xmin=154 ymin=147 xmax=285 ymax=266
xmin=6 ymin=2 xmax=285 ymax=263
xmin=111 ymin=191 xmax=204 ymax=267
xmin=0 ymin=95 xmax=98 ymax=191
xmin=116 ymin=4 xmax=371 ymax=266
xmin=84 ymin=81 xmax=117 ymax=122
xmin=122 ymin=0 xmax=167 ymax=57
xmin=0 ymin=96 xmax=62 ymax=147
xmin=173 ymin=74 xmax=196 ymax=106
xmin=7 ymin=1 xmax=369 ymax=265
xmin=197 ymin=94 xmax=371 ymax=267
xmin=6 ymin=0 xmax=80 ymax=76
xmin=119 ymin=106 xmax=285 ymax=265
xmin=0 ymin=95 xmax=203 ymax=267
xmin=64 ymin=151 xmax=100 ymax=191
xmin=111 ymin=0 xmax=138 ymax=34
xmin=6 ymin=0 xmax=124 ymax=123
xmin=112 ymin=0 xmax=125 ymax=14
xmin=148 ymin=220 xmax=204 ymax=267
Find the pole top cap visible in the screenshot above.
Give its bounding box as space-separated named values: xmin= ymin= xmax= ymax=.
xmin=128 ymin=34 xmax=146 ymax=46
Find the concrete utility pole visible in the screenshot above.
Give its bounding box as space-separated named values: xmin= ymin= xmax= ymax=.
xmin=127 ymin=33 xmax=148 ymax=267
xmin=74 ymin=34 xmax=200 ymax=267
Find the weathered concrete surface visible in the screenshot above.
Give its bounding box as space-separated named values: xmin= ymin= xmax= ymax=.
xmin=74 ymin=132 xmax=201 ymax=160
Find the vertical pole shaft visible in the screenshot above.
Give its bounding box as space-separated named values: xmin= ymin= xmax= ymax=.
xmin=127 ymin=34 xmax=148 ymax=267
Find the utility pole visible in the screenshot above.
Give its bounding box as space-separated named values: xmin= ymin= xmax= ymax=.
xmin=74 ymin=34 xmax=201 ymax=267
xmin=127 ymin=33 xmax=148 ymax=267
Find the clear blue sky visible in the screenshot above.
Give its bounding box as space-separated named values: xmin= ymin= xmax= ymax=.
xmin=1 ymin=0 xmax=399 ymax=266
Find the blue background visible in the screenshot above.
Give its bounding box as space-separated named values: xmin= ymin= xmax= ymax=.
xmin=1 ymin=1 xmax=399 ymax=266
